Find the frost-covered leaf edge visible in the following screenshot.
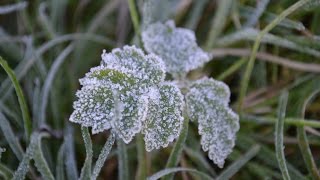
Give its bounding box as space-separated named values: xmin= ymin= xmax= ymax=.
xmin=186 ymin=77 xmax=239 ymax=168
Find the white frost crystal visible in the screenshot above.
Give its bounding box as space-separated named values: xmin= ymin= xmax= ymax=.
xmin=142 ymin=20 xmax=211 ymax=77
xmin=142 ymin=83 xmax=184 ymax=151
xmin=186 ymin=77 xmax=239 ymax=168
xmin=70 ymin=46 xmax=184 ymax=149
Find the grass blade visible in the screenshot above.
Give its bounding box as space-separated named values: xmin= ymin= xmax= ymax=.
xmin=128 ymin=0 xmax=140 ymax=36
xmin=0 ymin=163 xmax=13 ymax=179
xmin=297 ymin=87 xmax=320 ymax=179
xmin=33 ymin=133 xmax=55 ymax=180
xmin=205 ymin=0 xmax=233 ymax=48
xmin=56 ymin=144 xmax=65 ymax=180
xmin=0 ymin=112 xmax=24 ymax=160
xmin=0 ymin=56 xmax=32 ymax=141
xmin=275 ymin=91 xmax=291 ymax=180
xmin=238 ymin=0 xmax=311 ymax=113
xmin=216 ymin=28 xmax=320 ymax=57
xmin=92 ymin=132 xmax=115 ymax=180
xmin=237 ymin=135 xmax=306 ymax=179
xmin=0 ymin=33 xmax=114 ymax=101
xmin=79 ymin=127 xmax=93 ymax=180
xmin=13 ymin=133 xmax=39 ymax=180
xmin=184 ymin=146 xmax=216 ymax=176
xmin=147 ymin=167 xmax=212 ymax=180
xmin=243 ymin=0 xmax=270 ymax=28
xmin=0 ymin=2 xmax=27 ymax=14
xmin=240 ymin=6 xmax=305 ymax=31
xmin=216 ymin=145 xmax=260 ymax=180
xmin=39 ymin=44 xmax=74 ymax=127
xmin=64 ymin=125 xmax=78 ymax=180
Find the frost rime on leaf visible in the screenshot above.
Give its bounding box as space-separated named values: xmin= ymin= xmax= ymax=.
xmin=186 ymin=78 xmax=239 ymax=168
xmin=70 ymin=46 xmax=184 ymax=149
xmin=142 ymin=83 xmax=184 ymax=151
xmin=142 ymin=20 xmax=211 ymax=77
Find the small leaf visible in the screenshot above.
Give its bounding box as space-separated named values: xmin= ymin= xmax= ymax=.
xmin=142 ymin=20 xmax=211 ymax=77
xmin=186 ymin=77 xmax=239 ymax=168
xmin=142 ymin=83 xmax=184 ymax=151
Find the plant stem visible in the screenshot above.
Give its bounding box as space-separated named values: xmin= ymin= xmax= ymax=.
xmin=275 ymin=92 xmax=291 ymax=180
xmin=118 ymin=138 xmax=129 ymax=180
xmin=0 ymin=56 xmax=32 ymax=142
xmin=92 ymin=132 xmax=116 ymax=180
xmin=136 ymin=134 xmax=147 ymax=180
xmin=237 ymin=0 xmax=311 ymax=113
xmin=80 ymin=127 xmax=93 ymax=180
xmin=163 ymin=117 xmax=189 ymax=180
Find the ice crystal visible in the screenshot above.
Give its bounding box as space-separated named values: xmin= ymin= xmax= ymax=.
xmin=186 ymin=77 xmax=239 ymax=168
xmin=70 ymin=46 xmax=184 ymax=150
xmin=142 ymin=20 xmax=211 ymax=77
xmin=142 ymin=83 xmax=184 ymax=151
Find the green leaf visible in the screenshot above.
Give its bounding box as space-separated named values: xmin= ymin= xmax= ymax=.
xmin=142 ymin=20 xmax=210 ymax=77
xmin=186 ymin=77 xmax=239 ymax=168
xmin=142 ymin=83 xmax=184 ymax=151
xmin=0 ymin=57 xmax=32 ymax=141
xmin=0 ymin=112 xmax=24 ymax=160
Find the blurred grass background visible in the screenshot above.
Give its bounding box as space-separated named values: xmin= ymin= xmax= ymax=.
xmin=1 ymin=0 xmax=320 ymax=179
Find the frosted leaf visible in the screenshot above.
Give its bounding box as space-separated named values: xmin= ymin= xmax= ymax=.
xmin=186 ymin=78 xmax=239 ymax=168
xmin=142 ymin=20 xmax=211 ymax=76
xmin=70 ymin=85 xmax=148 ymax=143
xmin=101 ymin=45 xmax=165 ymax=87
xmin=70 ymin=85 xmax=115 ymax=131
xmin=70 ymin=67 xmax=148 ymax=142
xmin=187 ymin=77 xmax=230 ymax=122
xmin=142 ymin=83 xmax=184 ymax=151
xmin=70 ymin=46 xmax=186 ymax=146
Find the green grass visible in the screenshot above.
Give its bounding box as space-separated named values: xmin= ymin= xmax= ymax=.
xmin=1 ymin=0 xmax=320 ymax=179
